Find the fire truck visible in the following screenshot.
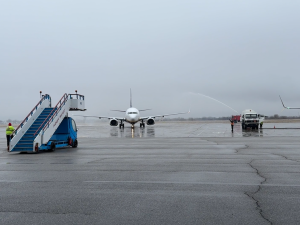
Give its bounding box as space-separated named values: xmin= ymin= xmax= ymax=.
xmin=231 ymin=115 xmax=241 ymax=123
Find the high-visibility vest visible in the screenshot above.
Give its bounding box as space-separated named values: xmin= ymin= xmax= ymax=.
xmin=6 ymin=126 xmax=15 ymax=135
xmin=231 ymin=122 xmax=234 ymax=126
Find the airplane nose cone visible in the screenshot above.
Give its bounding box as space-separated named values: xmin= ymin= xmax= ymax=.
xmin=128 ymin=115 xmax=136 ymax=122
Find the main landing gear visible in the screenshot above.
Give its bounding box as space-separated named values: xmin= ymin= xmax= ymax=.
xmin=140 ymin=120 xmax=145 ymax=128
xmin=119 ymin=123 xmax=124 ymax=129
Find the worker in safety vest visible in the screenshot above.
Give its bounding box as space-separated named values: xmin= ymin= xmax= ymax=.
xmin=6 ymin=123 xmax=15 ymax=150
xmin=260 ymin=121 xmax=263 ymax=129
xmin=229 ymin=119 xmax=234 ymax=132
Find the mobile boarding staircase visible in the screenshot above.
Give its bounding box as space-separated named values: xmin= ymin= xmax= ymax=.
xmin=8 ymin=93 xmax=85 ymax=153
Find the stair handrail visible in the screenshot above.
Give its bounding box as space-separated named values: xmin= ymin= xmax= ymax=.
xmin=12 ymin=94 xmax=51 ymax=136
xmin=33 ymin=93 xmax=68 ymax=137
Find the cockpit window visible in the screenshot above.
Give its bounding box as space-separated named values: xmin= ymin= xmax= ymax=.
xmin=128 ymin=112 xmax=138 ymax=114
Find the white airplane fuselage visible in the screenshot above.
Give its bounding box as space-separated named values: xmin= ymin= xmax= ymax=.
xmin=77 ymin=89 xmax=189 ymax=128
xmin=125 ymin=107 xmax=140 ymax=124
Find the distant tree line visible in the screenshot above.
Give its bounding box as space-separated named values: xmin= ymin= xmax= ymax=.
xmin=162 ymin=115 xmax=300 ymax=121
xmin=162 ymin=117 xmax=232 ymax=121
xmin=267 ymin=114 xmax=300 ymax=119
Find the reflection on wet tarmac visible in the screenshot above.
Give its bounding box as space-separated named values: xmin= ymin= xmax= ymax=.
xmin=103 ymin=122 xmax=300 ymax=138
xmin=147 ymin=127 xmax=155 ymax=137
xmin=242 ymin=129 xmax=263 ymax=137
xmin=110 ymin=127 xmax=118 ymax=137
xmin=109 ymin=127 xmax=155 ymax=138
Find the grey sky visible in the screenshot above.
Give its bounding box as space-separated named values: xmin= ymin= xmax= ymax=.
xmin=1 ymin=0 xmax=300 ymax=120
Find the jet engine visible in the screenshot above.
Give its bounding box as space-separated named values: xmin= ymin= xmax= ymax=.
xmin=147 ymin=118 xmax=155 ymax=125
xmin=110 ymin=119 xmax=119 ymax=126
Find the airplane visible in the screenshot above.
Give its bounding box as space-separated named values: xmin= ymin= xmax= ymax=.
xmin=279 ymin=96 xmax=300 ymax=109
xmin=76 ymin=90 xmax=190 ymax=129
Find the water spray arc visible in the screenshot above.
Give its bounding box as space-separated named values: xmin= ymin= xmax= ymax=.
xmin=189 ymin=92 xmax=239 ymax=113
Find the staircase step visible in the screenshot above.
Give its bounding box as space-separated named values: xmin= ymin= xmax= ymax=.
xmin=21 ymin=136 xmax=35 ymax=140
xmin=11 ymin=106 xmax=61 ymax=152
xmin=18 ymin=141 xmax=32 ymax=144
xmin=23 ymin=135 xmax=36 ymax=138
xmin=12 ymin=147 xmax=33 ymax=151
xmin=15 ymin=144 xmax=33 ymax=148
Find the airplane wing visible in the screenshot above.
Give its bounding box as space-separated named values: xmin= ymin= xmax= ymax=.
xmin=110 ymin=110 xmax=126 ymax=112
xmin=73 ymin=115 xmax=125 ymax=120
xmin=279 ymin=96 xmax=300 ymax=109
xmin=140 ymin=109 xmax=190 ymax=120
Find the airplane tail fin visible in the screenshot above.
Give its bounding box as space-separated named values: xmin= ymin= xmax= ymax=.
xmin=279 ymin=95 xmax=300 ymax=109
xmin=130 ymin=88 xmax=132 ymax=107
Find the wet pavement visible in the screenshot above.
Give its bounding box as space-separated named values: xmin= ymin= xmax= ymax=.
xmin=0 ymin=122 xmax=300 ymax=224
xmin=75 ymin=121 xmax=300 ymax=138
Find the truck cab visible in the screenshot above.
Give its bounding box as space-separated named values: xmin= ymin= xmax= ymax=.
xmin=241 ymin=109 xmax=259 ymax=129
xmin=40 ymin=117 xmax=78 ymax=151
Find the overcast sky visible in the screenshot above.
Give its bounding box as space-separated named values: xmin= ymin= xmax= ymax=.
xmin=1 ymin=0 xmax=300 ymax=120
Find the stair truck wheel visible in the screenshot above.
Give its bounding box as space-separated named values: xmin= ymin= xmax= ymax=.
xmin=72 ymin=139 xmax=78 ymax=148
xmin=50 ymin=142 xmax=56 ymax=152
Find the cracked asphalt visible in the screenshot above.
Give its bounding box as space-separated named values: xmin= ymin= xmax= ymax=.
xmin=1 ymin=124 xmax=300 ymax=224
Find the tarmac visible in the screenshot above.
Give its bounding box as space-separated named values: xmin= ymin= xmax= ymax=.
xmin=0 ymin=122 xmax=300 ymax=224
